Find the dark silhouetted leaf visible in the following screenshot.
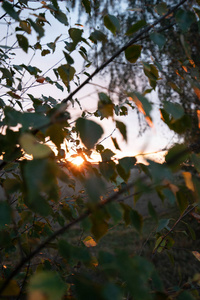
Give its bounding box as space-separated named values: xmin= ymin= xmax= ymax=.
xmin=125 ymin=45 xmax=142 ymax=63
xmin=116 ymin=120 xmax=127 ymax=141
xmin=76 ymin=118 xmax=104 ymax=149
xmin=16 ymin=34 xmax=29 ymax=53
xmin=0 ymin=202 xmax=12 ymax=228
xmin=126 ymin=20 xmax=146 ymax=35
xmin=2 ymin=1 xmax=20 ymax=21
xmin=104 ymin=14 xmax=120 ymax=35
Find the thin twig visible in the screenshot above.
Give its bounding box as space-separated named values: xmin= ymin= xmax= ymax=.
xmin=153 ymin=204 xmax=197 ymax=255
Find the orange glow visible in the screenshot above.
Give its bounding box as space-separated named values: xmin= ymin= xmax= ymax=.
xmin=71 ymin=156 xmax=84 ymax=166
xmin=182 ymin=66 xmax=187 ymax=73
xmin=197 ymin=110 xmax=200 ymax=128
xmin=194 ymin=87 xmax=200 ymax=100
xmin=145 ymin=116 xmax=154 ymax=128
xmin=190 ymin=59 xmax=195 ymax=67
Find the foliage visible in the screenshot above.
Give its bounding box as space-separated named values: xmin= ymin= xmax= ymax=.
xmin=0 ymin=0 xmax=200 ymax=299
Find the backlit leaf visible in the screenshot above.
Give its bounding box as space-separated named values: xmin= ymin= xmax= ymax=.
xmin=90 ymin=214 xmax=108 ymax=241
xmin=129 ymin=92 xmax=152 ymax=117
xmin=83 ymin=236 xmax=97 ymax=247
xmin=182 ymin=172 xmax=195 ymax=192
xmin=19 ymin=133 xmax=52 ymax=159
xmin=0 ymin=280 xmax=20 ymax=297
xmin=28 ymin=271 xmax=66 ymax=300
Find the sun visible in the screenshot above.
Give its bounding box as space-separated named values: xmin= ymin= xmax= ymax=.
xmin=71 ymin=156 xmax=84 ymax=166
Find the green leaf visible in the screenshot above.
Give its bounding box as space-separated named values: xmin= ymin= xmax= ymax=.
xmin=85 ymin=176 xmax=106 ymax=203
xmin=100 ymin=149 xmax=115 ymax=162
xmin=0 ymin=280 xmax=20 ymax=297
xmin=130 ymin=209 xmax=143 ymax=233
xmin=177 ymin=291 xmax=195 ymax=300
xmin=117 ymin=156 xmax=136 ymax=181
xmin=104 ymin=14 xmax=120 ymax=35
xmin=82 ymin=0 xmax=91 ymax=14
xmin=54 ymin=10 xmax=68 ymax=25
xmin=142 ymin=62 xmax=159 ymax=88
xmin=0 ymin=202 xmax=12 ymax=228
xmin=63 ymin=51 xmax=74 ymax=64
xmin=21 ymin=159 xmax=57 ymax=216
xmin=98 ymin=92 xmax=112 ymax=103
xmin=2 ymin=1 xmax=20 ymax=21
xmin=69 ymin=27 xmax=83 ymax=45
xmin=16 ymin=34 xmax=29 ymax=53
xmin=58 ymin=239 xmax=91 ymax=263
xmin=191 ymin=153 xmax=200 ymax=174
xmin=19 ymin=133 xmax=52 ymax=159
xmin=160 ymin=109 xmax=191 ymax=134
xmin=89 ymin=30 xmax=107 ymax=43
xmin=156 ymin=219 xmax=170 ymax=232
xmin=155 ymin=2 xmax=168 ymax=16
xmin=150 ymin=33 xmax=166 ymax=49
xmin=165 ymin=144 xmax=188 ymax=171
xmin=163 ymin=101 xmax=184 ymax=120
xmin=98 ymin=94 xmax=114 ymax=118
xmin=125 ymin=44 xmax=142 ymax=63
xmin=126 ymin=20 xmax=146 ymax=35
xmin=130 ymin=92 xmax=152 ymax=117
xmin=118 ymin=156 xmax=136 ymax=173
xmin=176 ymin=9 xmax=196 ymax=32
xmin=102 ymin=283 xmax=122 ymax=300
xmin=186 ymin=223 xmax=196 ymax=240
xmin=76 ymin=118 xmax=104 ymax=149
xmin=99 ymin=161 xmax=117 ymax=180
xmin=116 ymin=253 xmax=154 ymax=300
xmin=28 ymin=271 xmax=66 ymax=300
xmin=116 ymin=120 xmax=127 ymax=141
xmin=90 ymin=212 xmax=108 ymax=241
xmin=57 ymin=64 xmax=75 ymax=87
xmin=28 ymin=18 xmax=44 ymax=38
xmin=46 ymin=124 xmax=65 ymax=149
xmin=176 ymin=190 xmax=189 ymax=214
xmin=148 ymin=201 xmax=158 ymax=222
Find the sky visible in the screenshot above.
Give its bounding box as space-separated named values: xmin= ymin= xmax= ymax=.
xmin=0 ymin=1 xmax=179 ymax=163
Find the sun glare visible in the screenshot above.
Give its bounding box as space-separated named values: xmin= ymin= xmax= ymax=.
xmin=71 ymin=156 xmax=84 ymax=166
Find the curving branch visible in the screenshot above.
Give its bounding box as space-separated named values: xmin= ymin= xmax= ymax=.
xmin=0 ymin=176 xmax=149 ymax=295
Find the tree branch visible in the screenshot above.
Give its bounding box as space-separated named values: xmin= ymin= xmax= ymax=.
xmin=0 ymin=176 xmax=148 ymax=295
